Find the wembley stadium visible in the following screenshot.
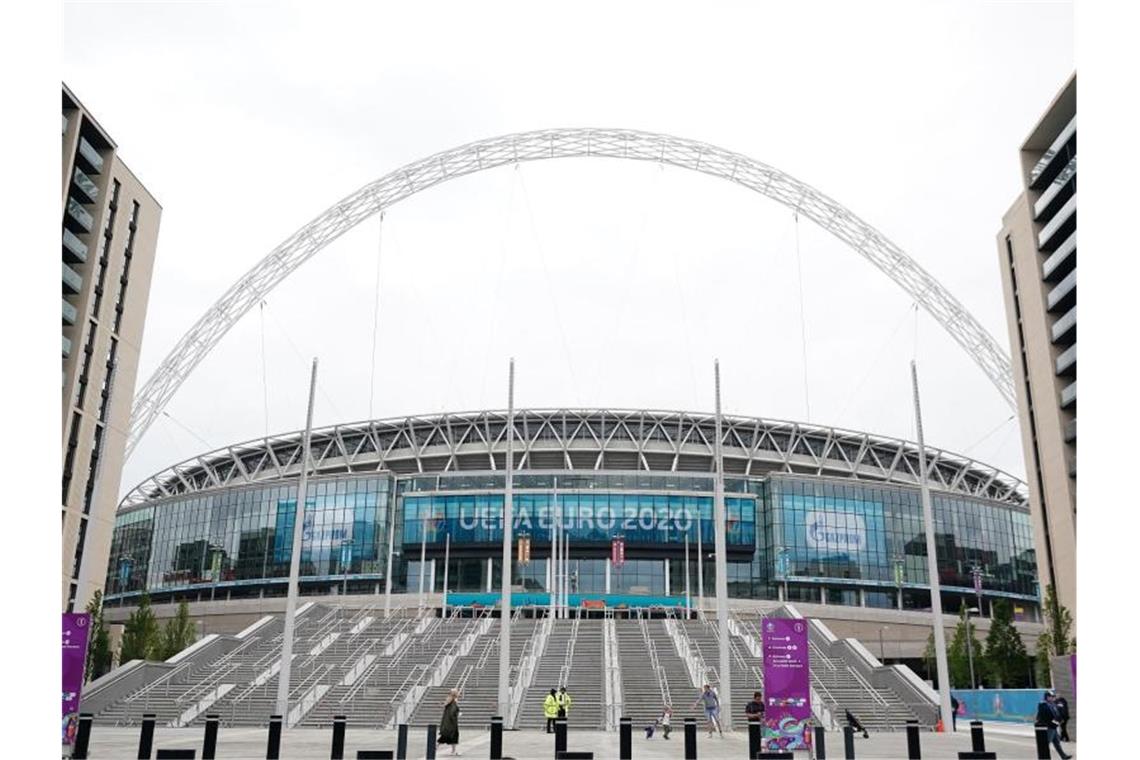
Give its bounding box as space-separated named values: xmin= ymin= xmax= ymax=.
xmin=104 ymin=408 xmax=1038 ymax=623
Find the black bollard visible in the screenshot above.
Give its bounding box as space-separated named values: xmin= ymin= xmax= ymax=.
xmin=970 ymin=721 xmax=985 ymax=752
xmin=905 ymin=720 xmax=921 ymax=759
xmin=138 ymin=713 xmax=157 ymax=760
xmin=842 ymin=726 xmax=855 ymax=760
xmin=619 ymin=716 xmax=631 ymax=760
xmin=556 ymin=754 xmax=594 ymax=760
xmin=554 ymin=718 xmax=567 ymax=757
xmin=356 ymin=752 xmax=394 ymax=760
xmin=203 ymin=714 xmax=219 ymax=760
xmin=266 ymin=714 xmax=283 ymax=760
xmin=683 ymin=718 xmax=697 ymax=760
xmin=815 ymin=725 xmax=827 ymax=760
xmin=425 ymin=724 xmax=436 ymax=760
xmin=73 ymin=713 xmax=93 ymax=760
xmin=156 ymin=751 xmax=197 ymax=759
xmin=490 ymin=716 xmax=504 ymax=760
xmin=331 ymin=715 xmax=347 ymax=760
xmin=397 ymin=723 xmax=408 ymax=760
xmin=756 ymin=753 xmax=793 ymax=760
xmin=1034 ymin=727 xmax=1051 ymax=760
xmin=749 ymin=721 xmax=762 ymax=759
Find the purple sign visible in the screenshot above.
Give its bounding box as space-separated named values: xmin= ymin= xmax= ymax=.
xmin=761 ymin=617 xmax=812 ymax=751
xmin=62 ymin=613 xmax=91 ymax=746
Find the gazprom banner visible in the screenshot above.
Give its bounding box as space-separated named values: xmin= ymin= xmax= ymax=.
xmin=778 ymin=492 xmax=886 ymax=577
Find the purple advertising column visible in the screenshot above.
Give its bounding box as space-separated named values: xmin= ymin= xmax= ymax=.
xmin=62 ymin=613 xmax=92 ymax=746
xmin=761 ymin=617 xmax=812 ymax=751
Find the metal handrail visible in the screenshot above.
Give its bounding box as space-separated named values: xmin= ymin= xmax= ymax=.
xmin=123 ymin=660 xmax=194 ymax=703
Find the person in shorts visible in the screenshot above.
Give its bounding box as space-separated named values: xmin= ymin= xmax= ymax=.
xmin=691 ymin=684 xmax=723 ymax=737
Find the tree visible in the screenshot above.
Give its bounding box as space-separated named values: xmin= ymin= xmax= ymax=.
xmin=119 ymin=593 xmax=161 ymax=663
xmin=1034 ymin=584 xmax=1075 ymax=686
xmin=160 ymin=601 xmax=197 ymax=659
xmin=84 ymin=590 xmax=113 ymax=683
xmin=985 ymin=599 xmax=1030 ymax=687
xmin=947 ymin=606 xmax=986 ymax=688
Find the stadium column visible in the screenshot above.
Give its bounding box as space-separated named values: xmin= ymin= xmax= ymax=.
xmin=713 ymin=360 xmax=732 ymax=730
xmin=276 ymin=358 xmax=318 ymax=717
xmin=497 ymin=358 xmax=515 ymax=726
xmin=912 ymin=361 xmax=954 ymax=731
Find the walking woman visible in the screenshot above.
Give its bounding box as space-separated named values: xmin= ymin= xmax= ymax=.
xmin=439 ymin=688 xmax=461 ymax=756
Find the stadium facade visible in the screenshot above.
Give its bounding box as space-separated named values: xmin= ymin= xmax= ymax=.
xmin=105 ymin=409 xmax=1040 ymax=622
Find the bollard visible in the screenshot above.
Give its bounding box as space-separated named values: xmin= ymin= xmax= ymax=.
xmin=266 ymin=714 xmax=283 ymax=760
xmin=331 ymin=715 xmax=347 ymax=760
xmin=556 ymin=753 xmax=594 ymax=760
xmin=749 ymin=721 xmax=762 ymax=759
xmin=970 ymin=721 xmax=985 ymax=753
xmin=842 ymin=726 xmax=855 ymax=760
xmin=397 ymin=723 xmax=408 ymax=760
xmin=155 ymin=751 xmax=196 ymax=759
xmin=425 ymin=724 xmax=436 ymax=760
xmin=138 ymin=713 xmax=157 ymax=760
xmin=203 ymin=714 xmax=219 ymax=760
xmin=955 ymin=753 xmax=996 ymax=759
xmin=757 ymin=753 xmax=793 ymax=760
xmin=490 ymin=716 xmax=504 ymax=760
xmin=683 ymin=718 xmax=697 ymax=760
xmin=73 ymin=713 xmax=93 ymax=760
xmin=554 ymin=718 xmax=567 ymax=757
xmin=905 ymin=720 xmax=921 ymax=760
xmin=619 ymin=716 xmax=632 ymax=760
xmin=815 ymin=725 xmax=827 ymax=760
xmin=356 ymin=752 xmax=394 ymax=760
xmin=1034 ymin=727 xmax=1050 ymax=760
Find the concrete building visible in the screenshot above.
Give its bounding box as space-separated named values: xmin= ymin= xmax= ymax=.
xmin=62 ymin=83 xmax=162 ymax=612
xmin=996 ymin=74 xmax=1076 ymax=624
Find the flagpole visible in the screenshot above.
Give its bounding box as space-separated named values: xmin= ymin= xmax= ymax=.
xmin=713 ymin=360 xmax=732 ymax=730
xmin=497 ymin=359 xmax=515 ymax=726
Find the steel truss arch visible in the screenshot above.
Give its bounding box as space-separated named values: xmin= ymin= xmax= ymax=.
xmin=126 ymin=128 xmax=1015 ymax=458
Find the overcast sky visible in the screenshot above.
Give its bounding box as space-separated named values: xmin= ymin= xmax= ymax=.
xmin=62 ymin=1 xmax=1073 ymax=497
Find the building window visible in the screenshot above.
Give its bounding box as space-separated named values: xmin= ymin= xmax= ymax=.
xmin=91 ymin=179 xmax=120 ymax=319
xmin=74 ymin=322 xmax=98 ymax=409
xmin=62 ymin=412 xmax=83 ymax=504
xmin=98 ymin=338 xmax=118 ymax=423
xmin=72 ymin=516 xmax=88 ymax=580
xmin=82 ymin=423 xmax=105 ymax=515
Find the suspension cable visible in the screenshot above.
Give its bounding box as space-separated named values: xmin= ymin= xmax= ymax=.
xmin=259 ymin=300 xmax=270 ymax=438
xmin=368 ymin=212 xmax=386 ymax=419
xmin=834 ymin=302 xmax=918 ymax=427
xmin=260 ymin=299 xmax=344 ymax=420
xmin=793 ymin=212 xmax=812 ymax=420
xmin=961 ymin=415 xmax=1017 ymax=457
xmin=162 ymin=410 xmax=215 ymax=451
xmin=478 ymin=164 xmax=522 ymax=407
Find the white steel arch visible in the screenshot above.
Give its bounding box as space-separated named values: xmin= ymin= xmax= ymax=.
xmin=126 ymin=128 xmax=1015 ymax=458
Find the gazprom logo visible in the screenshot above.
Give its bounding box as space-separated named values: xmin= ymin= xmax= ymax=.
xmin=805 ymin=511 xmax=866 ymax=552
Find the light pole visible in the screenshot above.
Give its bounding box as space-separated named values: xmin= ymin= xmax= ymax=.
xmin=893 ymin=556 xmax=905 ymax=610
xmin=340 ymin=538 xmax=352 ymax=598
xmin=965 ymin=606 xmax=980 ymax=689
xmin=776 ymin=546 xmax=789 ymax=602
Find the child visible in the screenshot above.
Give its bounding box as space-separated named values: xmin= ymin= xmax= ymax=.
xmin=650 ymin=706 xmax=672 ymax=740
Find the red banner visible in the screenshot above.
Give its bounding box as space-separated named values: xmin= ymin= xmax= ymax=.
xmin=611 ymin=537 xmax=625 ymax=568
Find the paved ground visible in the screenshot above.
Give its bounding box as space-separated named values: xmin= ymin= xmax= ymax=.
xmin=79 ymin=723 xmax=1076 ymax=759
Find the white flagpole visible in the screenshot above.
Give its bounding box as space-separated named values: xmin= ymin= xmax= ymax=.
xmin=713 ymin=360 xmax=732 ymax=730
xmin=497 ymin=359 xmax=515 ymax=725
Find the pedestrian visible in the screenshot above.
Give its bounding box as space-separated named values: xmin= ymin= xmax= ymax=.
xmin=557 ymin=686 xmax=573 ymax=720
xmin=543 ymin=689 xmax=559 ymax=734
xmin=1055 ymin=695 xmax=1071 ymax=742
xmin=950 ymin=694 xmax=960 ymax=732
xmin=653 ymin=706 xmax=672 ymax=740
xmin=691 ymin=684 xmax=723 ymax=737
xmin=1035 ymin=691 xmax=1072 ymax=759
xmin=845 ymin=709 xmax=869 ymax=739
xmin=438 ymin=688 xmax=461 ymax=756
xmin=745 ymin=691 xmax=765 ymax=724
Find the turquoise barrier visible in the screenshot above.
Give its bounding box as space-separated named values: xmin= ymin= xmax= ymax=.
xmin=950 ymin=689 xmax=1043 ymax=723
xmin=445 ymin=592 xmax=688 ymax=609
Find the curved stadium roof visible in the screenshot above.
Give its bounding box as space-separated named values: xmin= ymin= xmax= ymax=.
xmin=121 ymin=409 xmax=1027 ymax=509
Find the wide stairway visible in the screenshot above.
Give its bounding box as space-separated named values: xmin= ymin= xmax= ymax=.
xmin=517 ymin=618 xmax=606 ymax=730
xmin=681 ymin=618 xmax=762 ymax=720
xmin=614 ymin=618 xmax=692 ymax=728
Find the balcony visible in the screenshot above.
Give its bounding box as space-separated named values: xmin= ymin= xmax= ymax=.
xmin=62 ymin=228 xmax=88 ymax=264
xmin=63 ymin=334 xmax=72 ymax=358
xmin=1037 ymin=194 xmax=1076 ymax=252
xmin=1064 ymin=418 xmax=1076 ymax=443
xmin=1042 ymin=231 xmax=1075 ymax=283
xmin=1051 ymin=305 xmax=1076 ymax=345
xmin=1060 ymin=381 xmax=1077 ymax=409
xmin=1033 ymin=156 xmax=1076 ymax=221
xmin=64 ymin=197 xmax=94 ymax=234
xmin=62 ymin=298 xmax=77 ymax=326
xmin=1046 ymin=268 xmax=1076 ymax=313
xmin=1055 ymin=344 xmax=1076 ymax=377
xmin=63 ymin=262 xmax=83 ymax=294
xmin=1029 ymin=115 xmax=1076 ymax=191
xmin=62 ymin=113 xmax=68 ymax=135
xmin=76 ymin=136 xmax=104 ymax=174
xmin=71 ymin=167 xmax=99 ymax=204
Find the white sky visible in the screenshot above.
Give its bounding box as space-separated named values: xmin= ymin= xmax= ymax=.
xmin=61 ymin=0 xmax=1074 ymax=497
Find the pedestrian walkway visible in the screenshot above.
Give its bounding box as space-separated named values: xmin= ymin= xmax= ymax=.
xmin=80 ymin=724 xmax=1074 ymax=759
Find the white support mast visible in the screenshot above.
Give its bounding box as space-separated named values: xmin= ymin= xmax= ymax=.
xmin=497 ymin=359 xmax=516 ymax=725
xmin=713 ymin=360 xmax=732 ymax=730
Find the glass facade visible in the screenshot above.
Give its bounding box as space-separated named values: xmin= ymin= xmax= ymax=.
xmin=105 ymin=469 xmax=1037 ymax=615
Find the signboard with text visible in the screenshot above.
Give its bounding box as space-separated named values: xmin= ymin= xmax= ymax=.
xmin=62 ymin=613 xmax=91 ymax=746
xmin=611 ymin=536 xmax=626 ymax=568
xmin=761 ymin=617 xmax=812 ymax=752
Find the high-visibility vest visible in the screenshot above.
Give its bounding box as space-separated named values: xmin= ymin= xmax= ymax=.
xmin=543 ymin=695 xmax=559 ymax=718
